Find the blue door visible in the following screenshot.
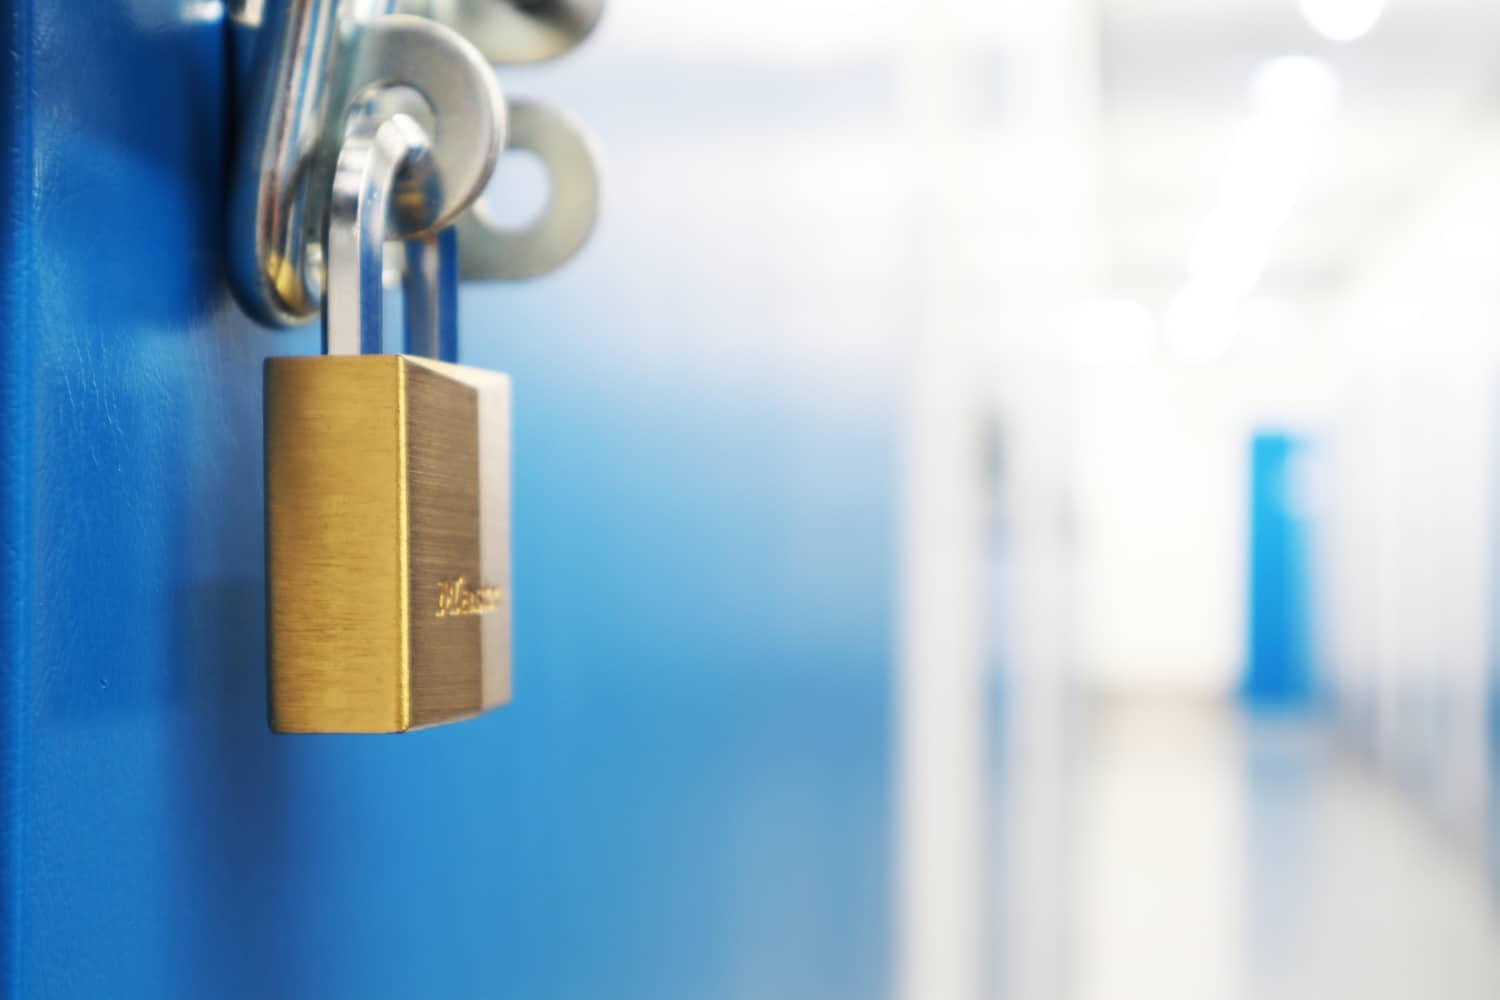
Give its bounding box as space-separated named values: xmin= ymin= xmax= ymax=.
xmin=0 ymin=4 xmax=900 ymax=997
xmin=1244 ymin=432 xmax=1317 ymax=709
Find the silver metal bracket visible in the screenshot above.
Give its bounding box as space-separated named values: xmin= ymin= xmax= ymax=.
xmin=228 ymin=0 xmax=504 ymax=327
xmin=458 ymin=99 xmax=600 ymax=281
xmin=229 ymin=0 xmax=602 ymax=328
xmin=402 ymin=0 xmax=605 ymax=284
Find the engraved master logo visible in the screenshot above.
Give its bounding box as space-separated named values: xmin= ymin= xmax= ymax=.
xmin=435 ymin=577 xmax=505 ymax=618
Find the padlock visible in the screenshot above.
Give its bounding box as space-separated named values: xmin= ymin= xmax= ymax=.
xmin=265 ymin=113 xmax=512 ymax=733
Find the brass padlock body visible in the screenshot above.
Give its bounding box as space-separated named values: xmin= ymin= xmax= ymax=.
xmin=266 ymin=354 xmax=512 ymax=733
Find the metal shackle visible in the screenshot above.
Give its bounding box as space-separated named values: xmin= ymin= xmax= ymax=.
xmin=326 ymin=111 xmax=463 ymax=363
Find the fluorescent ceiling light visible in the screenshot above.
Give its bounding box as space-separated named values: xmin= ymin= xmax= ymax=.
xmin=1298 ymin=0 xmax=1386 ymax=43
xmin=1166 ymin=288 xmax=1239 ymax=364
xmin=1189 ymin=215 xmax=1275 ymax=300
xmin=1184 ymin=57 xmax=1340 ymax=304
xmin=1249 ymin=55 xmax=1342 ymax=123
xmin=1070 ymin=298 xmax=1156 ymax=367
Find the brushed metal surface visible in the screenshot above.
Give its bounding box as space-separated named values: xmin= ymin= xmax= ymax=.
xmin=265 ymin=354 xmax=511 ymax=732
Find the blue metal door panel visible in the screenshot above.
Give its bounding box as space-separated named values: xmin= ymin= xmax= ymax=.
xmin=1244 ymin=432 xmax=1317 ymax=709
xmin=1 ymin=4 xmax=899 ymax=997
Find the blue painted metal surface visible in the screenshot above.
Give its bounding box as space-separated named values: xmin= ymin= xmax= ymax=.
xmin=0 ymin=4 xmax=899 ymax=997
xmin=1244 ymin=433 xmax=1317 ymax=708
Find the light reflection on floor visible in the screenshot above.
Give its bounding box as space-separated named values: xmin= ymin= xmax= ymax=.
xmin=1067 ymin=702 xmax=1500 ymax=1000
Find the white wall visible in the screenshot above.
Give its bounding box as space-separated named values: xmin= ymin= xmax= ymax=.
xmin=1073 ymin=365 xmax=1250 ymax=696
xmin=895 ymin=2 xmax=1096 ymax=998
xmin=1071 ymin=339 xmax=1340 ymax=697
xmin=1316 ymin=125 xmax=1500 ymax=848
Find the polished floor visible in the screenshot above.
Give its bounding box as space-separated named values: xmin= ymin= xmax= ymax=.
xmin=1065 ymin=702 xmax=1500 ymax=1000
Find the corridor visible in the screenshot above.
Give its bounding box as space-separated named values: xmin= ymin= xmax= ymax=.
xmin=1067 ymin=702 xmax=1500 ymax=1000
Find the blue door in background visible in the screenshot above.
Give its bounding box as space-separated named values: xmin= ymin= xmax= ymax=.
xmin=0 ymin=4 xmax=904 ymax=997
xmin=1244 ymin=432 xmax=1317 ymax=710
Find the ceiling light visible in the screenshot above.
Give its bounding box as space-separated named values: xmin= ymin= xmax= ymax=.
xmin=1070 ymin=298 xmax=1156 ymax=367
xmin=1183 ymin=57 xmax=1339 ymax=304
xmin=1298 ymin=0 xmax=1386 ymax=43
xmin=1190 ymin=206 xmax=1278 ymax=299
xmin=1249 ymin=55 xmax=1341 ymax=123
xmin=1166 ymin=288 xmax=1239 ymax=364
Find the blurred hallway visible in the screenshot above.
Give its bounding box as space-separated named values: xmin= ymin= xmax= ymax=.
xmin=1065 ymin=702 xmax=1500 ymax=1000
xmin=8 ymin=1 xmax=1500 ymax=998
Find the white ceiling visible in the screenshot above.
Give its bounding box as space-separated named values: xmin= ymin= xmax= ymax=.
xmin=1098 ymin=0 xmax=1500 ymax=310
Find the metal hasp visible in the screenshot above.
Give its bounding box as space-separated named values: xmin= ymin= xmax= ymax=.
xmin=228 ymin=0 xmax=505 ymax=327
xmin=228 ymin=0 xmax=603 ymax=321
xmin=401 ymin=0 xmax=605 ymax=282
xmin=459 ymin=99 xmax=599 ymax=280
